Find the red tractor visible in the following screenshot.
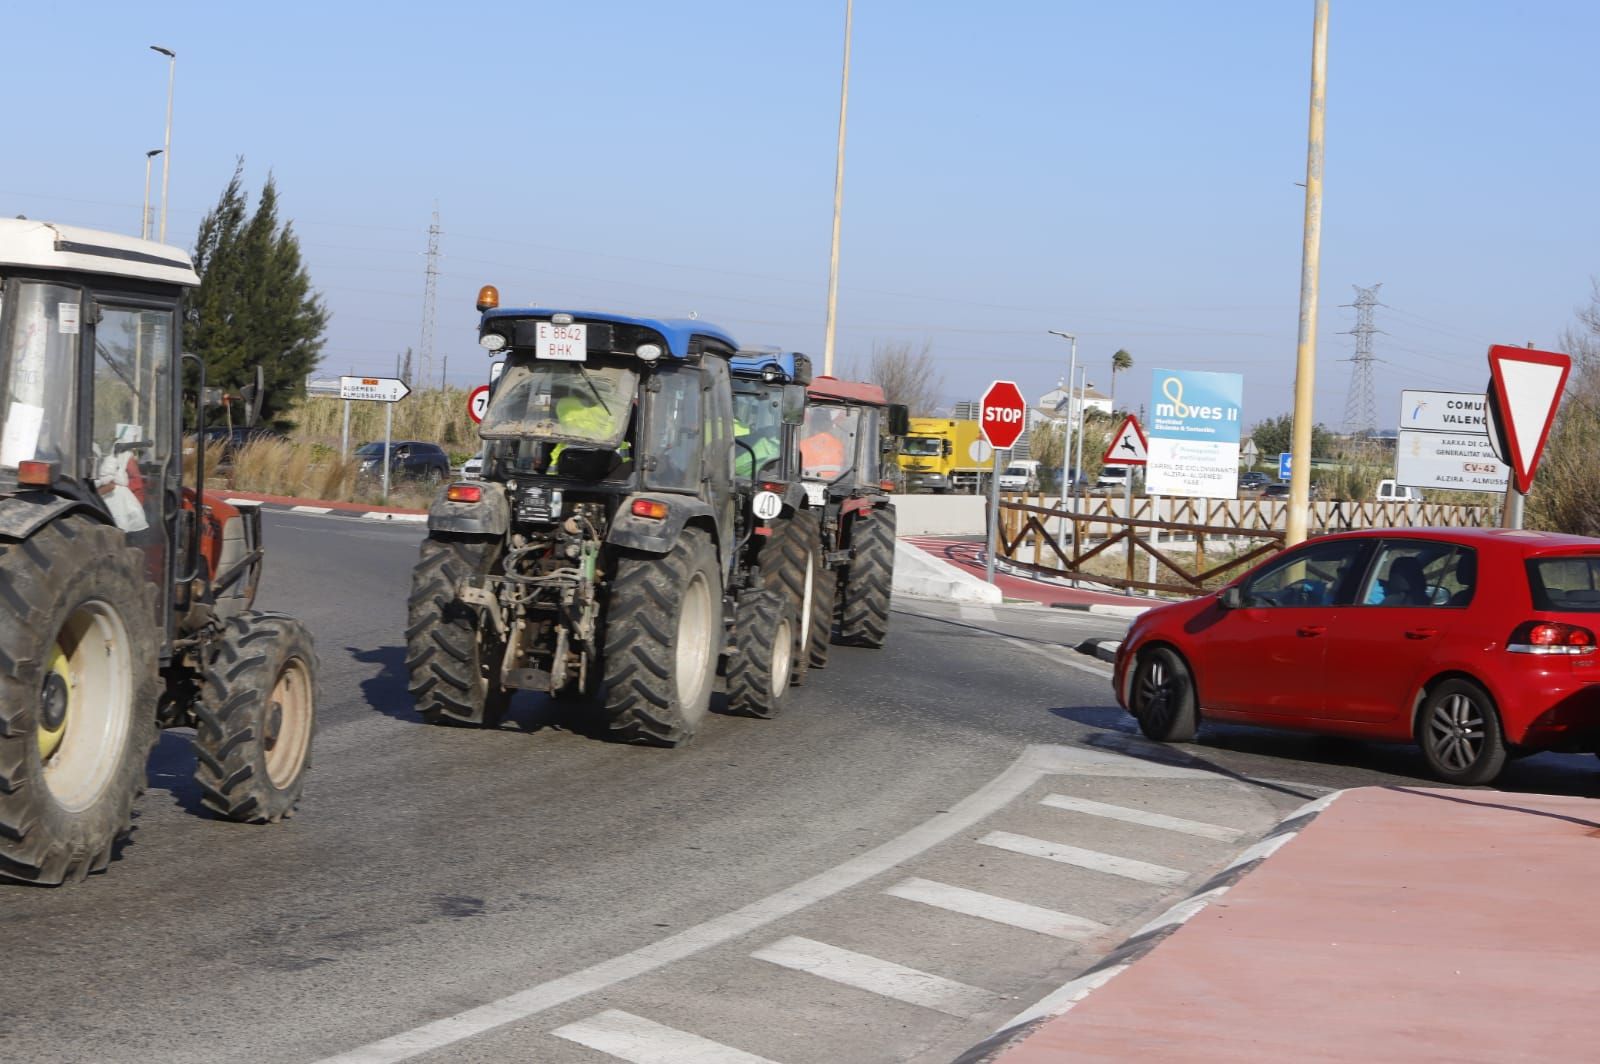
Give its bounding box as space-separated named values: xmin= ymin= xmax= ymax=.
xmin=0 ymin=220 xmax=318 ymax=884
xmin=798 ymin=377 xmax=908 ymax=664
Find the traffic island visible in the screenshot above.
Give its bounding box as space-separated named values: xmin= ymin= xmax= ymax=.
xmin=969 ymin=785 xmax=1600 ymax=1062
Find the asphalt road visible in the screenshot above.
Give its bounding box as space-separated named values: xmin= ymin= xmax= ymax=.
xmin=4 ymin=510 xmax=1598 ymax=1064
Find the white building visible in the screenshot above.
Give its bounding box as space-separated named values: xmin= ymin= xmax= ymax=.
xmin=1036 ymin=383 xmax=1113 ymax=423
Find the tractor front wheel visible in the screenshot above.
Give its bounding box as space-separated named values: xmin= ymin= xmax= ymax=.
xmin=836 ymin=505 xmax=896 ymax=648
xmin=0 ymin=517 xmax=159 ymax=884
xmin=193 ymin=611 xmax=319 ymax=822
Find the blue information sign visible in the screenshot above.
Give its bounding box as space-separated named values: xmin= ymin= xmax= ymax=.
xmin=1278 ymin=451 xmax=1292 ymax=480
xmin=1146 ymin=369 xmax=1245 ymax=498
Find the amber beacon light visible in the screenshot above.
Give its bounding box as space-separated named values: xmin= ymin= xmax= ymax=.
xmin=476 ymin=284 xmax=500 ymax=312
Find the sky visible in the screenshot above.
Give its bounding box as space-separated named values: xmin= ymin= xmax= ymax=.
xmin=6 ymin=1 xmax=1598 ymax=431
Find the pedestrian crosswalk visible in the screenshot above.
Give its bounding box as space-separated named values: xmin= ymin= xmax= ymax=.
xmin=446 ymin=756 xmax=1288 ymax=1063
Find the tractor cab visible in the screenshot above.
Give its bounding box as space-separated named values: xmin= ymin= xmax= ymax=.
xmin=729 ymin=348 xmax=812 ymax=504
xmin=800 ymin=376 xmax=909 ymax=506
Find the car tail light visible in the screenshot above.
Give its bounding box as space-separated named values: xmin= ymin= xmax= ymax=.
xmin=446 ymin=483 xmax=482 ymax=503
xmin=1508 ymin=621 xmax=1597 ymax=655
xmin=631 ymin=499 xmax=669 ymax=519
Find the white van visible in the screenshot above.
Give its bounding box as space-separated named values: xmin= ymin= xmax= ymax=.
xmin=1097 ymin=465 xmax=1131 ymax=492
xmin=999 ymin=459 xmax=1041 ymax=492
xmin=1375 ymin=479 xmax=1423 ymax=503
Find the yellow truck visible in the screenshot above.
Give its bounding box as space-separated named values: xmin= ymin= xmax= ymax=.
xmin=898 ymin=417 xmax=993 ymax=493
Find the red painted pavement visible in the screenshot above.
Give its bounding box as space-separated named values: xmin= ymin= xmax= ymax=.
xmin=996 ymin=786 xmax=1600 ymax=1062
xmin=902 ymin=535 xmax=1153 ymax=609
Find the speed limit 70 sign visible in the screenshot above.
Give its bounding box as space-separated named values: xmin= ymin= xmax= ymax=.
xmin=467 ymin=384 xmax=491 ymax=424
xmin=979 ymin=380 xmax=1027 ymax=450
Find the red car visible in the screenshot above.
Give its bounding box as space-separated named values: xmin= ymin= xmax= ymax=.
xmin=1113 ymin=528 xmax=1600 ymax=784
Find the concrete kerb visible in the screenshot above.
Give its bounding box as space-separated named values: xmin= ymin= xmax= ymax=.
xmin=894 ymin=539 xmax=1003 ymax=605
xmin=952 ymin=791 xmax=1346 ymax=1064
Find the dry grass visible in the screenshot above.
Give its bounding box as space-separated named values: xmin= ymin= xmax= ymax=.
xmin=195 ymin=438 xmax=363 ymax=501
xmin=285 ymin=388 xmax=479 ymax=455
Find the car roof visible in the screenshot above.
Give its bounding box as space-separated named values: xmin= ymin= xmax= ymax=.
xmin=1311 ymin=526 xmax=1600 ymax=555
xmin=480 ymin=307 xmax=738 ymax=359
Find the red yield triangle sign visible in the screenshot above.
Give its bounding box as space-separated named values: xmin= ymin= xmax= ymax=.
xmin=1486 ymin=344 xmax=1571 ymax=494
xmin=1102 ymin=414 xmax=1149 ymax=466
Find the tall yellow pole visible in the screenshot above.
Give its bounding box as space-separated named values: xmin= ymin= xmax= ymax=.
xmin=822 ymin=0 xmax=853 ymax=377
xmin=1286 ymin=0 xmax=1329 ymax=546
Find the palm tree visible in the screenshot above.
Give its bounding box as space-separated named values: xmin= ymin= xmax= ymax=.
xmin=1108 ymin=349 xmax=1134 ymax=411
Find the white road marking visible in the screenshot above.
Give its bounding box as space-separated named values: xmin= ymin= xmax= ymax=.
xmin=751 ymin=936 xmax=1002 ymax=1017
xmin=1039 ymin=793 xmax=1245 ymax=842
xmin=978 ymin=830 xmax=1189 ymax=886
xmin=290 ymin=505 xmax=334 ymax=514
xmin=551 ymin=1010 xmax=780 ymax=1064
xmin=362 ymin=512 xmax=428 ymax=523
xmin=224 ymin=497 xmax=256 ymax=505
xmin=959 ymin=604 xmax=998 ymax=622
xmin=883 ymin=877 xmax=1107 ymax=941
xmin=311 ymin=744 xmax=1099 ymax=1063
xmin=1004 ymin=634 xmax=1115 ymax=679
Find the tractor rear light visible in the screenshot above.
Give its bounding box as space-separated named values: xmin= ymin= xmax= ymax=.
xmin=447 ymin=483 xmax=483 ymax=503
xmin=880 ymin=480 xmax=896 ymax=491
xmin=1509 ymin=621 xmax=1597 ymax=655
xmin=16 ymin=460 xmax=56 ymax=486
xmin=760 ymin=481 xmax=784 ymax=493
xmin=631 ymin=499 xmax=669 ymax=520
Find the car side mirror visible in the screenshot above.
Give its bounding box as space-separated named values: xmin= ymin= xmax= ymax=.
xmin=1219 ymin=586 xmax=1244 ymax=610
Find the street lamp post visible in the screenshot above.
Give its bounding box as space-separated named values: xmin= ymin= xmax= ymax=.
xmin=141 ymin=149 xmax=163 ymax=240
xmin=150 ymin=46 xmax=176 ymax=243
xmin=821 ymin=0 xmax=853 ymax=377
xmin=1047 ymin=330 xmax=1077 ymax=547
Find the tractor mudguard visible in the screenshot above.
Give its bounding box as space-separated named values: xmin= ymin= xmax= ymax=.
xmin=427 ymin=481 xmax=510 ymax=536
xmin=608 ymin=493 xmax=717 ymax=555
xmin=0 ymin=492 xmax=101 ymax=542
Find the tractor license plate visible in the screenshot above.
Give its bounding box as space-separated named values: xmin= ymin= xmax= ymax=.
xmin=536 ymin=322 xmax=587 ymax=361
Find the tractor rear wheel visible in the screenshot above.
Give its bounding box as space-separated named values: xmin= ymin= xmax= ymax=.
xmin=760 ymin=509 xmax=821 ymax=686
xmin=0 ymin=517 xmax=159 ymax=884
xmin=602 ymin=527 xmax=721 ymax=746
xmin=406 ymin=535 xmax=511 ymax=726
xmin=726 ymin=590 xmax=795 ymax=719
xmin=193 ymin=611 xmax=318 ymax=822
xmin=836 ymin=504 xmax=896 ymax=648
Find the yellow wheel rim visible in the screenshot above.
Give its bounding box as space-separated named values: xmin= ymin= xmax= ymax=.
xmin=37 ymin=643 xmax=72 ymax=762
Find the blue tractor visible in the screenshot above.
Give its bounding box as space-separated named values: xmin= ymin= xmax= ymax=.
xmin=405 ymin=291 xmax=799 ymax=744
xmin=729 ymin=349 xmax=826 ymax=695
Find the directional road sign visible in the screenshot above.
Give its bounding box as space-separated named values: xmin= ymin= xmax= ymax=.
xmin=467 ymin=385 xmax=491 ymax=424
xmin=339 ymin=375 xmax=411 ymax=403
xmin=1278 ymin=451 xmax=1292 ymax=481
xmin=1102 ymin=414 xmax=1148 ymax=466
xmin=1485 ymin=345 xmax=1571 ymax=494
xmin=979 ymin=380 xmax=1027 ymax=450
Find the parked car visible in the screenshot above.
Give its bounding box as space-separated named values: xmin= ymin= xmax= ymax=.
xmin=1375 ymin=479 xmax=1423 ymax=503
xmin=999 ymin=459 xmax=1041 ymax=492
xmin=1113 ymin=528 xmax=1600 ymax=785
xmin=1261 ymin=481 xmax=1290 ymax=499
xmin=460 ymin=451 xmax=485 ymax=478
xmin=1096 ymin=465 xmax=1131 ymax=493
xmin=355 ymin=440 xmax=451 ymax=484
xmin=1238 ymin=471 xmax=1272 ymax=493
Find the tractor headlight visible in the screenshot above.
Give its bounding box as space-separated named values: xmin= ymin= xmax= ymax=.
xmin=761 ymin=365 xmax=785 ymax=383
xmin=636 ymin=343 xmax=663 ymax=363
xmin=479 ymin=332 xmax=507 ymax=352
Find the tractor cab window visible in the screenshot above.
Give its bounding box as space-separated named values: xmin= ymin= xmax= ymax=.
xmin=855 ymin=406 xmax=882 ymax=485
xmin=479 ymin=359 xmax=635 ymax=449
xmin=644 ymin=364 xmax=703 ymax=492
xmin=732 ymin=381 xmax=784 ymax=481
xmin=90 ymin=303 xmax=176 ymax=535
xmin=0 ymin=281 xmax=81 ymax=477
xmin=801 ymin=404 xmax=859 ymax=481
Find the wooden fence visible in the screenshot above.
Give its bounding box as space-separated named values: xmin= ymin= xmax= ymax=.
xmin=995 ymin=493 xmax=1494 ymax=597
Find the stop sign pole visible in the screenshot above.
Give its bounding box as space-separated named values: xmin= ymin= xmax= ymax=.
xmin=980 ymin=380 xmax=1027 ymax=583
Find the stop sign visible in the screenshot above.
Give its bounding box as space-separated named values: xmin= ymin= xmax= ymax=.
xmin=979 ymin=380 xmax=1028 ymax=449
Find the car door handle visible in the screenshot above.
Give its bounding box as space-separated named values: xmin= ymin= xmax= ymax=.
xmin=1405 ymin=627 xmax=1439 ymax=640
xmin=1296 ymin=625 xmax=1327 ymax=638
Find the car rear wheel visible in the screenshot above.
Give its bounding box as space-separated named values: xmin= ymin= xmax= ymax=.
xmin=1129 ymin=647 xmax=1198 ymax=743
xmin=1418 ymin=679 xmax=1507 ymax=785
